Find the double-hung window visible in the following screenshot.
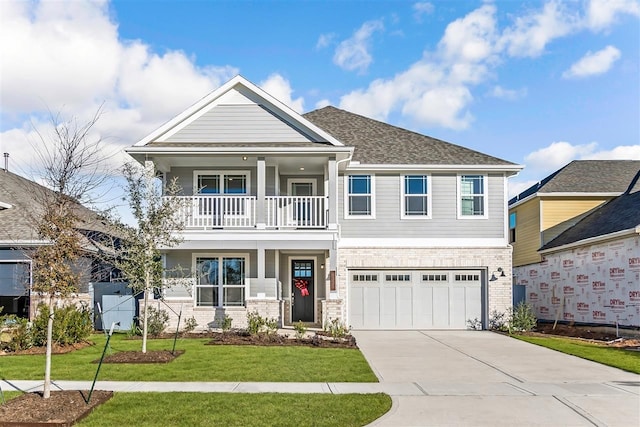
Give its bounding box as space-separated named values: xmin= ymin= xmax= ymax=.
xmin=402 ymin=175 xmax=430 ymax=218
xmin=195 ymin=255 xmax=247 ymax=307
xmin=346 ymin=175 xmax=374 ymax=218
xmin=194 ymin=171 xmax=251 ymax=225
xmin=458 ymin=175 xmax=487 ymax=218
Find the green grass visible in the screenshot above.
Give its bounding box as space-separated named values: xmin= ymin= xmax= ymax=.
xmin=512 ymin=334 xmax=640 ymax=374
xmin=0 ymin=334 xmax=377 ymax=382
xmin=78 ymin=392 xmax=391 ymax=427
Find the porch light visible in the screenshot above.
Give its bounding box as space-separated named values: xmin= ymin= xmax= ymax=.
xmin=320 ymin=264 xmax=324 ymax=269
xmin=489 ymin=267 xmax=506 ymax=282
xmin=299 ymin=167 xmax=305 ymax=171
xmin=242 ymin=156 xmax=248 ymax=161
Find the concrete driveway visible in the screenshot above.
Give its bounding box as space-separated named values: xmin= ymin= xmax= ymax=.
xmin=352 ymin=330 xmax=640 ymax=427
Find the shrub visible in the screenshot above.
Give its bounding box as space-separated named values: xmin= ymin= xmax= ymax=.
xmin=246 ymin=311 xmax=264 ymax=335
xmin=264 ymin=317 xmax=278 ymax=335
xmin=489 ymin=310 xmax=508 ymax=332
xmin=220 ymin=315 xmax=232 ymax=333
xmin=144 ymin=307 xmax=169 ymax=336
xmin=325 ymin=317 xmax=349 ymax=339
xmin=0 ymin=315 xmax=32 ymax=352
xmin=293 ymin=321 xmax=307 ymax=339
xmin=183 ymin=316 xmax=198 ymax=333
xmin=510 ymin=302 xmax=537 ymax=332
xmin=32 ymin=304 xmax=93 ymax=346
xmin=467 ymin=317 xmax=482 ymax=330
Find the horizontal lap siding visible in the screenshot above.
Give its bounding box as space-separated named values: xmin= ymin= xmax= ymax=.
xmin=165 ymin=105 xmax=313 ymax=143
xmin=339 ymin=173 xmax=505 ymax=238
xmin=511 ymin=199 xmax=542 ymax=267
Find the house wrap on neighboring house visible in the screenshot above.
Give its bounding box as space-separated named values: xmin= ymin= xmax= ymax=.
xmin=125 ymin=75 xmax=523 ymax=331
xmin=512 ymin=163 xmax=640 ymax=327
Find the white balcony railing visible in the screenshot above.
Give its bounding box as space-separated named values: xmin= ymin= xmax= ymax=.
xmin=265 ymin=196 xmax=326 ymax=228
xmin=170 ymin=195 xmax=327 ymax=230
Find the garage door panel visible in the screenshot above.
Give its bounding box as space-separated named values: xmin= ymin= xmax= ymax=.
xmin=432 ymin=287 xmax=450 ymax=328
xmin=363 ymin=287 xmax=381 ymax=328
xmin=450 ymin=287 xmax=468 ymax=329
xmin=380 ymin=287 xmax=396 ymax=328
xmin=350 ymin=287 xmax=364 ymax=329
xmin=466 ymin=285 xmax=482 ymax=323
xmin=396 ymin=287 xmax=413 ymax=328
xmin=413 ymin=287 xmax=433 ymax=328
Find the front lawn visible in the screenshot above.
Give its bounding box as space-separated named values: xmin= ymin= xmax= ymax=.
xmin=512 ymin=334 xmax=640 ymax=374
xmin=78 ymin=392 xmax=392 ymax=427
xmin=0 ymin=334 xmax=377 ymax=382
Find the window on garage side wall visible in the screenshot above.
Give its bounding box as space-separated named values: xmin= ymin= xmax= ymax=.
xmin=402 ymin=175 xmax=430 ymax=218
xmin=458 ymin=174 xmax=487 ymax=218
xmin=346 ymin=175 xmax=374 ymax=218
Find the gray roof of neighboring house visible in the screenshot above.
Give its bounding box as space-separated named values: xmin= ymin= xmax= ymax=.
xmin=509 ymin=160 xmax=640 ymax=205
xmin=0 ymin=169 xmax=115 ymax=246
xmin=303 ymin=106 xmax=517 ymax=165
xmin=540 ymin=170 xmax=640 ymax=250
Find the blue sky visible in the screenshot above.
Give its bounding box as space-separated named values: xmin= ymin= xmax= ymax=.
xmin=1 ymin=0 xmax=639 ymax=208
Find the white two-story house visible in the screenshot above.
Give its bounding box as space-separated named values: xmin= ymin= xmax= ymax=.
xmin=126 ymin=76 xmax=523 ymax=331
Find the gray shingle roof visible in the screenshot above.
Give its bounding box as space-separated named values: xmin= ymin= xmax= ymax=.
xmin=0 ymin=170 xmax=114 ymax=245
xmin=510 ymin=160 xmax=640 ymax=204
xmin=303 ymin=106 xmax=517 ymax=165
xmin=540 ymin=170 xmax=640 ymax=250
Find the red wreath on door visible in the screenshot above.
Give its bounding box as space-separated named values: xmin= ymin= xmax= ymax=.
xmin=294 ymin=278 xmax=309 ymax=297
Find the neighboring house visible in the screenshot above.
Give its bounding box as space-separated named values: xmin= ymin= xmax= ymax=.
xmin=125 ymin=75 xmax=522 ymax=331
xmin=0 ymin=168 xmax=120 ymax=320
xmin=515 ymin=170 xmax=640 ymax=327
xmin=508 ymin=160 xmax=640 ymax=268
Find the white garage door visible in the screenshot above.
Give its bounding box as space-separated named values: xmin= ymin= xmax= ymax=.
xmin=349 ymin=270 xmax=483 ymax=329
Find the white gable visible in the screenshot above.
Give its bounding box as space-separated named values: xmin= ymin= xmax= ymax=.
xmin=135 ymin=75 xmax=343 ymax=147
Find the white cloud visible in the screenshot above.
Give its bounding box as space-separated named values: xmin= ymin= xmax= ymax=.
xmin=562 ymin=45 xmax=621 ymax=78
xmin=488 ymin=85 xmax=528 ymax=100
xmin=0 ymin=0 xmax=239 ymax=178
xmin=525 ymin=141 xmax=600 ymax=173
xmin=333 ymin=20 xmax=384 ymax=73
xmin=413 ymin=2 xmax=434 ymax=22
xmin=499 ymin=1 xmax=579 ymax=58
xmin=585 ymin=0 xmax=640 ymax=31
xmin=316 ymin=33 xmax=335 ymax=50
xmin=315 ymin=99 xmax=332 ymax=109
xmin=339 ymin=5 xmax=496 ymax=129
xmin=508 ymin=179 xmax=539 ymax=199
xmin=259 ymin=74 xmax=305 ymax=113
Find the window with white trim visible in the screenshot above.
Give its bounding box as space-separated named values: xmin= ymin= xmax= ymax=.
xmin=196 ymin=171 xmax=250 ymax=195
xmin=459 ymin=175 xmax=486 ymax=217
xmin=194 ymin=171 xmax=251 ymax=220
xmin=346 ymin=175 xmax=374 ymax=217
xmin=195 ymin=256 xmax=246 ymax=307
xmin=402 ymin=175 xmax=430 ymax=217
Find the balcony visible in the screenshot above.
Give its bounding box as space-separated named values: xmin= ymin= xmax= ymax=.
xmin=170 ymin=195 xmax=328 ymax=230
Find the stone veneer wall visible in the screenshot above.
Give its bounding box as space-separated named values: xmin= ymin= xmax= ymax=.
xmin=336 ymin=246 xmax=514 ymax=326
xmin=142 ymin=298 xmax=283 ymax=332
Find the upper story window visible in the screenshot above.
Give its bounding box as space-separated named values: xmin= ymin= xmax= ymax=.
xmin=458 ymin=175 xmax=487 ymax=218
xmin=509 ymin=212 xmax=517 ymax=243
xmin=195 ymin=171 xmax=250 ymax=195
xmin=346 ymin=175 xmax=375 ymax=218
xmin=401 ymin=175 xmax=430 ymax=218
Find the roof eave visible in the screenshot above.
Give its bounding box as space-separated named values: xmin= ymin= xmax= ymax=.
xmin=346 ymin=163 xmax=524 ymax=174
xmin=539 ymin=226 xmax=640 ymax=255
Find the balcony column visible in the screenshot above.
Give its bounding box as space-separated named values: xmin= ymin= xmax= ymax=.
xmin=327 ymin=156 xmax=337 ymax=230
xmin=257 ymin=244 xmax=266 ymax=298
xmin=256 ymin=157 xmax=266 ymax=229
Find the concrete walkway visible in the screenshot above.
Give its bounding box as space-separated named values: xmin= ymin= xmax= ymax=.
xmin=2 ymin=331 xmax=639 ymax=426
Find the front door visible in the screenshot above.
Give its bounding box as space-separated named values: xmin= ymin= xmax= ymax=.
xmin=291 ymin=260 xmax=314 ymax=322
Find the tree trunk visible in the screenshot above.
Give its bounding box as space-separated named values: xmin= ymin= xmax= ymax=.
xmin=43 ymin=297 xmax=54 ymax=398
xmin=141 ymin=270 xmax=150 ymax=354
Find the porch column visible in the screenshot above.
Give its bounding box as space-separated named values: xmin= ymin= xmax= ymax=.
xmin=257 ymin=244 xmax=266 ymax=298
xmin=327 ymin=156 xmax=337 ymax=230
xmin=256 ymin=157 xmax=266 ymax=229
xmin=329 ymin=243 xmax=339 ymax=298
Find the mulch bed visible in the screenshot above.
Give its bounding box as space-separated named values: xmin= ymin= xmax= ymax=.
xmin=1 ymin=342 xmax=93 ymax=357
xmin=523 ymin=323 xmax=640 ymax=349
xmin=97 ymin=350 xmax=185 ymax=364
xmin=0 ymin=390 xmax=112 ymax=426
xmin=206 ymin=332 xmax=358 ymax=348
